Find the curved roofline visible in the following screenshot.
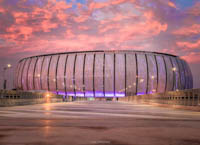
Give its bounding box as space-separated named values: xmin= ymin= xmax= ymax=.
xmin=19 ymin=50 xmax=177 ymax=62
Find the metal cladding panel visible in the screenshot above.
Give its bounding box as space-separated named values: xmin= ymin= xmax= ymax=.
xmin=126 ymin=53 xmax=137 ymax=96
xmin=34 ymin=57 xmax=43 ymax=90
xmin=184 ymin=62 xmax=193 ymax=89
xmin=21 ymin=59 xmax=29 ymax=90
xmin=27 ymin=58 xmax=37 ymax=90
xmin=188 ymin=64 xmax=193 ymax=88
xmin=15 ymin=63 xmax=20 ymax=88
xmin=41 ymin=56 xmax=50 ymax=90
xmin=17 ymin=59 xmax=26 ymax=89
xmin=137 ymin=54 xmax=147 ymax=95
xmin=171 ymin=57 xmax=181 ymax=90
xmin=65 ymin=54 xmax=75 ymax=95
xmin=75 ymin=54 xmax=84 ymax=97
xmin=164 ymin=56 xmax=174 ymax=91
xmin=16 ymin=51 xmax=193 ymax=96
xmin=57 ymin=54 xmax=67 ymax=93
xmin=183 ymin=60 xmax=190 ymax=89
xmin=156 ymin=55 xmax=166 ymax=93
xmin=115 ymin=53 xmax=125 ymax=97
xmin=49 ymin=55 xmax=58 ymax=91
xmin=177 ymin=58 xmax=186 ymax=89
xmin=184 ymin=61 xmax=193 ymax=89
xmin=94 ymin=53 xmax=104 ymax=97
xmin=85 ymin=54 xmax=94 ymax=97
xmin=146 ymin=55 xmax=157 ymax=94
xmin=104 ymin=54 xmax=114 ymax=97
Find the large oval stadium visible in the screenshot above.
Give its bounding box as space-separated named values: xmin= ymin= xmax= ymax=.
xmin=15 ymin=50 xmax=193 ymax=97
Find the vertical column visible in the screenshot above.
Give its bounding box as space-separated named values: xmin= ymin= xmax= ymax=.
xmin=156 ymin=55 xmax=166 ymax=93
xmin=64 ymin=55 xmax=68 ymax=96
xmin=115 ymin=54 xmax=125 ymax=97
xmin=169 ymin=57 xmax=175 ymax=91
xmin=55 ymin=55 xmax=60 ymax=94
xmin=186 ymin=63 xmax=193 ymax=88
xmin=163 ymin=56 xmax=168 ymax=92
xmin=103 ymin=53 xmax=105 ymax=97
xmin=26 ymin=58 xmax=32 ymax=90
xmin=154 ymin=55 xmax=159 ymax=92
xmin=94 ymin=54 xmax=104 ymax=97
xmin=47 ymin=56 xmax=53 ymax=91
xmin=93 ymin=54 xmax=96 ymax=97
xmin=73 ymin=54 xmax=77 ymax=97
xmin=114 ymin=53 xmax=116 ymax=97
xmin=124 ymin=53 xmax=127 ymax=97
xmin=145 ymin=54 xmax=149 ymax=94
xmin=176 ymin=58 xmax=182 ymax=90
xmin=126 ymin=54 xmax=137 ymax=96
xmin=137 ymin=54 xmax=148 ymax=95
xmin=85 ymin=54 xmax=94 ymax=97
xmin=33 ymin=57 xmax=39 ymax=90
xmin=21 ymin=59 xmax=28 ymax=90
xmin=184 ymin=61 xmax=193 ymax=89
xmin=40 ymin=56 xmax=45 ymax=90
xmin=180 ymin=60 xmax=186 ymax=89
xmin=82 ymin=54 xmax=86 ymax=97
xmin=135 ymin=53 xmax=138 ymax=95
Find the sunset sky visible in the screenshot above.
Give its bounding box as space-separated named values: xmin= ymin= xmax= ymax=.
xmin=0 ymin=0 xmax=200 ymax=89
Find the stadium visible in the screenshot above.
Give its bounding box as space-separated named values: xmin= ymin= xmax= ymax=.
xmin=15 ymin=50 xmax=193 ymax=97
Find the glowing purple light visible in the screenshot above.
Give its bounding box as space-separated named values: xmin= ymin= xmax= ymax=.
xmin=53 ymin=91 xmax=125 ymax=97
xmin=137 ymin=92 xmax=145 ymax=96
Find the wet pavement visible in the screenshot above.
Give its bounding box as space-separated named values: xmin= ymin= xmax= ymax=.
xmin=0 ymin=101 xmax=200 ymax=145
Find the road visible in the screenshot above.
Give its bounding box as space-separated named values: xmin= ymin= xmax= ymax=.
xmin=0 ymin=101 xmax=200 ymax=145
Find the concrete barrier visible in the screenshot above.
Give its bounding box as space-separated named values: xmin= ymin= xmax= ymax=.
xmin=0 ymin=90 xmax=63 ymax=107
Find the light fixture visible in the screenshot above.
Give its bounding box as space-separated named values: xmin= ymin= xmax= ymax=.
xmin=46 ymin=93 xmax=50 ymax=98
xmin=172 ymin=67 xmax=176 ymax=71
xmin=7 ymin=64 xmax=11 ymax=68
xmin=140 ymin=79 xmax=144 ymax=83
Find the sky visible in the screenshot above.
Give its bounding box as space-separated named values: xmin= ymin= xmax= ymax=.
xmin=0 ymin=0 xmax=200 ymax=89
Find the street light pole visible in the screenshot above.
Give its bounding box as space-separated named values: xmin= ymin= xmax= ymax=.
xmin=2 ymin=64 xmax=12 ymax=90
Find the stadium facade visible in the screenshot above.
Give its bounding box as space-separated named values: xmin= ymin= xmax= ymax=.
xmin=15 ymin=50 xmax=193 ymax=97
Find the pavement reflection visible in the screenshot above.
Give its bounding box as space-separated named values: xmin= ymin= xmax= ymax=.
xmin=0 ymin=101 xmax=200 ymax=145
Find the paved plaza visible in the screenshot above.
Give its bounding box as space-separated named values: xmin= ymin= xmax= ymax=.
xmin=0 ymin=101 xmax=200 ymax=145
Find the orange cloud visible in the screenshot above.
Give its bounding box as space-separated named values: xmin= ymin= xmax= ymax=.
xmin=168 ymin=1 xmax=176 ymax=8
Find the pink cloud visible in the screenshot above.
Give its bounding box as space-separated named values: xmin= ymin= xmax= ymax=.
xmin=176 ymin=39 xmax=200 ymax=49
xmin=187 ymin=2 xmax=200 ymax=16
xmin=173 ymin=24 xmax=200 ymax=36
xmin=0 ymin=7 xmax=5 ymax=13
xmin=181 ymin=52 xmax=200 ymax=63
xmin=73 ymin=15 xmax=89 ymax=23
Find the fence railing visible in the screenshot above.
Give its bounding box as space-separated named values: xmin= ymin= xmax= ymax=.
xmin=119 ymin=89 xmax=200 ymax=106
xmin=0 ymin=90 xmax=63 ymax=107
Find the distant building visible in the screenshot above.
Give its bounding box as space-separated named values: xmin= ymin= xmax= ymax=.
xmin=15 ymin=50 xmax=193 ymax=97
